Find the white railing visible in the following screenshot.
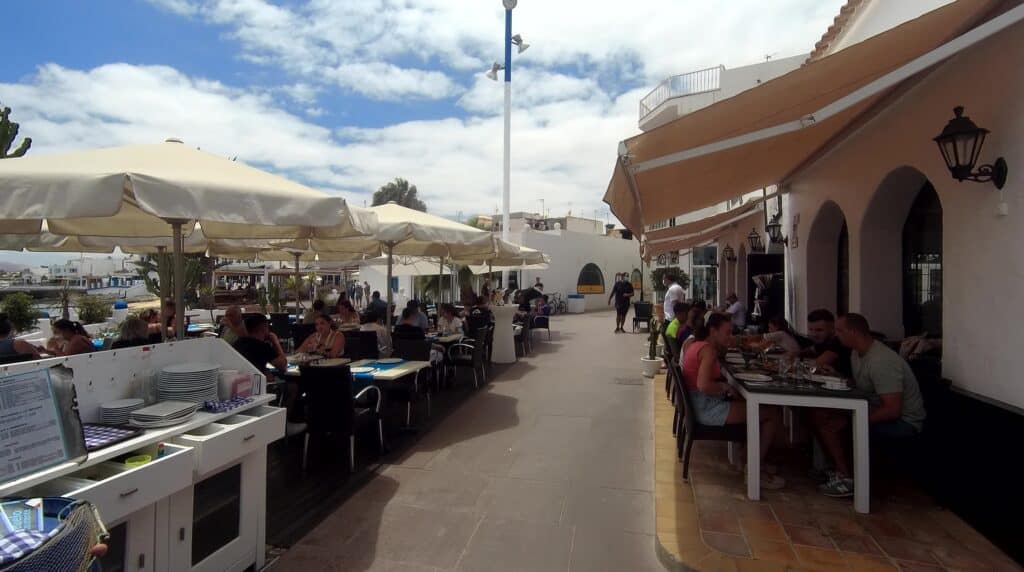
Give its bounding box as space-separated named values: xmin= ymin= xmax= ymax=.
xmin=639 ymin=65 xmax=723 ymax=122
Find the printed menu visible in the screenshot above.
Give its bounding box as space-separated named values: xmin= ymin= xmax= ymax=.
xmin=0 ymin=369 xmax=69 ymax=482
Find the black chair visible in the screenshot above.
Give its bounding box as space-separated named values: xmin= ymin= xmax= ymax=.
xmin=662 ymin=330 xmax=681 ymax=402
xmin=514 ymin=319 xmax=531 ymax=357
xmin=532 ymin=314 xmax=551 ymax=340
xmin=291 ymin=323 xmax=316 ymax=348
xmin=633 ymin=302 xmax=653 ymax=332
xmin=343 ymin=330 xmax=364 ymax=359
xmin=358 ymin=330 xmax=380 ymax=360
xmin=391 ymin=338 xmax=433 ymax=425
xmin=448 ymin=326 xmax=489 ymax=389
xmin=298 ymin=364 xmax=383 ymax=472
xmin=671 ymin=362 xmax=746 ymax=481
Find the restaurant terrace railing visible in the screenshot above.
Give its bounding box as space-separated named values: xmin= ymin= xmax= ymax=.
xmin=639 ymin=65 xmax=723 ymax=123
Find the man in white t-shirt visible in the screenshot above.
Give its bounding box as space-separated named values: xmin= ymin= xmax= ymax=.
xmin=662 ymin=273 xmax=685 ymax=322
xmin=724 ymin=293 xmax=746 ymax=330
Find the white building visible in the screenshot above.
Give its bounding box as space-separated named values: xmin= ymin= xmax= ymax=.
xmin=48 ymin=256 xmax=141 ymax=289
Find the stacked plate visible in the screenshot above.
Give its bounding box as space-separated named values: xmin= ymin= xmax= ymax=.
xmin=157 ymin=362 xmax=220 ymax=403
xmin=129 ymin=401 xmax=199 ymax=428
xmin=99 ymin=398 xmax=145 ymax=425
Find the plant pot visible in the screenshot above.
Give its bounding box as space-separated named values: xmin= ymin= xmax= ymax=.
xmin=640 ymin=357 xmax=662 ymax=378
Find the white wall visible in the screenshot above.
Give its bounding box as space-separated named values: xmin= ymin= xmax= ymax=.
xmin=784 ymin=19 xmax=1024 ymax=408
xmin=513 ymin=229 xmax=642 ymax=311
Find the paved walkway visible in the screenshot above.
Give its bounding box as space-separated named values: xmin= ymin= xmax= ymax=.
xmin=275 ymin=310 xmax=665 ymax=572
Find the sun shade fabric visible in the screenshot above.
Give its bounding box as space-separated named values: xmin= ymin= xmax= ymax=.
xmin=604 ymin=0 xmax=1001 ymax=235
xmin=0 ymin=233 xmax=113 ymax=254
xmin=0 ymin=141 xmax=365 ymax=239
xmin=307 ymin=202 xmax=496 ymax=259
xmin=359 ymin=256 xmax=447 ymax=277
xmin=644 ymin=198 xmax=764 ymax=244
xmin=644 ymin=209 xmax=763 ymax=260
xmin=450 ymin=237 xmax=549 ymax=267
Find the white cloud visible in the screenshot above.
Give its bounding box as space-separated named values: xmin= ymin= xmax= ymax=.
xmin=147 ymin=0 xmax=843 ymax=102
xmin=328 ymin=62 xmax=462 ymax=101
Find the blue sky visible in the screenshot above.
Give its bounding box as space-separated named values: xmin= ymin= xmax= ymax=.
xmin=1 ymin=0 xmax=843 ymax=266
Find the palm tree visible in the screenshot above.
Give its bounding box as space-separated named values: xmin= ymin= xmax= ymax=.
xmin=372 ymin=178 xmax=427 ymax=211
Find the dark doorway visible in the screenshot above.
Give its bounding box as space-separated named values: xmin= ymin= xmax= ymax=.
xmin=837 ymin=221 xmax=849 ymax=316
xmin=902 ymin=182 xmax=942 ymax=336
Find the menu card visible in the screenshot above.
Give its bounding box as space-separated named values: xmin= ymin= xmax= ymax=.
xmin=0 ymin=368 xmax=70 ymax=482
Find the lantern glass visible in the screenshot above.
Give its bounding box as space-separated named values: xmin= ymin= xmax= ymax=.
xmin=934 ymin=106 xmax=989 ymax=180
xmin=746 ymin=228 xmax=764 ymax=253
xmin=766 ymin=221 xmax=782 ymax=243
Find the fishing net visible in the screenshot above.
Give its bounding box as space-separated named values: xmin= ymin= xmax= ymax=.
xmin=0 ymin=498 xmax=107 ymax=572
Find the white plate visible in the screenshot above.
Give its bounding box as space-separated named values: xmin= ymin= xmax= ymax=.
xmin=735 ymin=373 xmax=773 ymax=383
xmin=824 ymin=385 xmax=851 ymax=391
xmin=162 ymin=363 xmax=219 ymax=374
xmin=351 ymin=366 xmax=375 ymax=374
xmin=376 ymin=358 xmax=403 ymax=364
xmin=725 ymin=356 xmax=746 ymax=364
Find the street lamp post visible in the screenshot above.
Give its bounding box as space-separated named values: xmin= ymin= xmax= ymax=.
xmin=488 ymin=0 xmax=527 ymax=293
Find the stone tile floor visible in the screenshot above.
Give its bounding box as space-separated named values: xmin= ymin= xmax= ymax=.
xmin=652 ymin=375 xmax=1022 ymax=572
xmin=271 ymin=310 xmax=665 ymax=572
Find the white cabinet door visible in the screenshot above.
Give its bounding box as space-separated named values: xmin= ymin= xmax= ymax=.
xmin=97 ymin=505 xmax=156 ymax=572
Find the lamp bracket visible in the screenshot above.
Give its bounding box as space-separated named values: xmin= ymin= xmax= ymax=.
xmin=961 ymin=157 xmax=1008 ymax=189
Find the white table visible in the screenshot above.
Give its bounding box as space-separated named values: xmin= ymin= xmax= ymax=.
xmin=491 ymin=305 xmax=518 ymax=364
xmin=724 ymin=368 xmax=872 ymax=514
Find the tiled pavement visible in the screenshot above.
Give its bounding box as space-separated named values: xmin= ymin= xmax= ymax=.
xmin=651 ymin=374 xmax=1022 ymax=571
xmin=273 ymin=310 xmax=665 ymax=572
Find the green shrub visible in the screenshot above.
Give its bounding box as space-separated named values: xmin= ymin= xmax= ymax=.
xmin=77 ymin=294 xmax=112 ymax=325
xmin=1 ymin=292 xmax=38 ymax=332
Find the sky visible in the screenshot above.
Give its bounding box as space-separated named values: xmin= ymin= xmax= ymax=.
xmin=0 ymin=0 xmax=844 ymax=267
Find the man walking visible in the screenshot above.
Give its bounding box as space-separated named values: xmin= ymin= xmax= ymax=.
xmin=662 ymin=273 xmax=685 ymax=323
xmin=608 ymin=272 xmax=634 ymax=333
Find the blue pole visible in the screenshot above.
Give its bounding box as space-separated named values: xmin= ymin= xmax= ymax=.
xmin=504 ymin=8 xmax=513 ymax=83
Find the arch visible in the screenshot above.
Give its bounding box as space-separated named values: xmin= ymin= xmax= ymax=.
xmin=576 ymin=262 xmax=605 ymax=294
xmin=858 ymin=166 xmax=939 ymax=338
xmin=805 ymin=200 xmax=848 ymax=317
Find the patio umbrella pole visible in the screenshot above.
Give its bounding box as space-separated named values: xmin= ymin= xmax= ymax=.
xmin=293 ymin=252 xmax=301 ymax=323
xmin=157 ymin=245 xmax=168 ymax=342
xmin=385 ymin=243 xmax=395 ymax=332
xmin=438 ymin=256 xmax=445 ymax=304
xmin=170 ymin=220 xmax=186 ymax=341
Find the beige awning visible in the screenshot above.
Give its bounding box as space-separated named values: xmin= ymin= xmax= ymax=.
xmin=645 ymin=198 xmax=764 ymax=244
xmin=605 ymin=0 xmax=1017 ymax=234
xmin=644 ymin=209 xmax=763 ymax=260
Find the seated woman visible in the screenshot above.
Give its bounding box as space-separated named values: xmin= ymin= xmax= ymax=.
xmin=336 ymin=300 xmax=361 ymax=328
xmin=437 ymin=304 xmax=464 ymax=336
xmin=111 ymin=316 xmax=151 ymax=349
xmin=679 ymin=308 xmax=705 ymax=363
xmin=681 ymin=312 xmax=785 ymax=489
xmin=161 ymin=299 xmax=177 ymax=339
xmin=0 ymin=314 xmax=41 ymax=360
xmin=749 ymin=315 xmax=801 ymax=357
xmin=295 ymin=313 xmax=345 ymax=358
xmin=46 ymin=319 xmax=94 ymax=356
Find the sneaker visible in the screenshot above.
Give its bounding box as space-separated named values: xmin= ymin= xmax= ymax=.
xmin=809 ymin=468 xmax=837 ymax=484
xmin=819 ymin=474 xmax=854 ymax=498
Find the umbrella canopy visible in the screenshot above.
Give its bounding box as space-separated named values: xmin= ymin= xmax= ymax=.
xmin=0 ymin=139 xmax=369 ymax=239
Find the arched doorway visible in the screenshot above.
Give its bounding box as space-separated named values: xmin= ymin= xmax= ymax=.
xmin=806 ymin=200 xmax=848 ymax=316
xmin=576 ymin=263 xmax=605 ymax=294
xmin=735 ymin=243 xmax=748 ymax=310
xmin=902 ymin=183 xmax=942 ymax=336
xmin=859 ymin=166 xmax=941 ymax=338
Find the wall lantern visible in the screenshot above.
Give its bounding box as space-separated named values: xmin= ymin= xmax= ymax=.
xmin=766 ymin=212 xmax=788 ymax=246
xmin=933 ymin=106 xmax=1008 ymax=189
xmin=722 ymin=244 xmax=737 ymax=263
xmin=746 ymin=228 xmax=765 ymax=254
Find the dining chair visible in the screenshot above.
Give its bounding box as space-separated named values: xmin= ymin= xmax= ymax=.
xmin=298 ymin=363 xmax=383 ymax=473
xmin=633 ymin=301 xmax=653 ymax=333
xmin=390 ymin=338 xmax=433 ymax=425
xmin=448 ymin=336 xmax=487 ymax=389
xmin=531 ymin=314 xmax=551 ymax=340
xmin=671 ymin=362 xmax=746 ymax=481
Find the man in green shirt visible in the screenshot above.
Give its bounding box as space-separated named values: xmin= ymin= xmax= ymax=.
xmin=810 ymin=313 xmax=926 ymax=498
xmin=665 ymin=301 xmax=691 ymax=341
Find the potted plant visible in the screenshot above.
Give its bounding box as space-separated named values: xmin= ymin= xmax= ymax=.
xmin=640 ymin=317 xmax=662 ymax=378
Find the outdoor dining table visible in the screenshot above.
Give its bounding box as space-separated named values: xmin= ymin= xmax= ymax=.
xmin=348 ymin=358 xmax=432 ymax=381
xmin=722 ymin=356 xmax=874 ymax=513
xmin=426 ymin=333 xmax=462 ymax=344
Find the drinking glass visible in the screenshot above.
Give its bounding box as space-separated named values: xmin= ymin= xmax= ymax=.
xmin=778 ymin=356 xmax=792 ymax=377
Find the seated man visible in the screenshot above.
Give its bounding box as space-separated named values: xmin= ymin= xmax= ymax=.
xmin=368 ymin=291 xmax=389 ymax=321
xmin=809 ymin=313 xmax=926 ymax=498
xmin=406 ymin=299 xmax=429 ymax=331
xmin=665 ymin=301 xmax=691 ymax=342
xmin=392 ymin=308 xmax=426 ymax=340
xmin=219 ymin=305 xmax=247 ymax=345
xmin=232 ymin=314 xmax=287 ymax=376
xmin=801 ymin=309 xmax=852 ymax=378
xmin=681 ymin=312 xmax=784 ymax=489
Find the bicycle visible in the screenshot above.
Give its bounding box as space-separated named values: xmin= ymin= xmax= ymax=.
xmin=549 ymin=292 xmax=568 ymax=315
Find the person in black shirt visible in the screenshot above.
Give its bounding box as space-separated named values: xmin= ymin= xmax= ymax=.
xmin=232 ymin=314 xmax=287 ymax=376
xmin=393 ymin=308 xmax=427 ymax=340
xmin=367 ymin=291 xmax=389 ymax=322
xmin=802 ymin=309 xmax=852 ymax=377
xmin=518 ymin=285 xmax=543 ymax=311
xmin=607 ymin=272 xmax=635 ymax=333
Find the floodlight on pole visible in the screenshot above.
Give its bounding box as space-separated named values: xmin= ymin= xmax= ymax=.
xmin=511 ymin=34 xmax=529 ymax=54
xmin=486 ymin=62 xmax=505 ymax=81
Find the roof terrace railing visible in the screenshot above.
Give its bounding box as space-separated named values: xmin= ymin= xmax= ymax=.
xmin=639 ymin=65 xmax=724 ymax=122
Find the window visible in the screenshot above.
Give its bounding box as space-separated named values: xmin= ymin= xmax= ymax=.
xmin=576 ymin=263 xmax=605 ymax=294
xmin=691 ymin=245 xmax=718 ymax=302
xmin=902 ymin=183 xmax=942 ymax=336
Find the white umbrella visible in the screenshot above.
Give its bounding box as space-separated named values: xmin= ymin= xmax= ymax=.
xmin=300 ymin=202 xmax=497 ymax=330
xmin=0 ymin=140 xmax=372 ymax=336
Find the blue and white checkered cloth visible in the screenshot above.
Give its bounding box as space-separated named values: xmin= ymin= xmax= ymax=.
xmin=201 ymin=396 xmax=255 ymax=413
xmin=0 ymin=529 xmax=58 ymax=565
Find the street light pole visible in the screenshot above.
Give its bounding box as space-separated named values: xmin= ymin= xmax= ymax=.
xmin=501 ymin=0 xmax=515 ymax=292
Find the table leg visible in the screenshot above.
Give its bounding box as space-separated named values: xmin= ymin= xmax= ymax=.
xmin=852 ymin=403 xmax=871 ymax=513
xmin=746 ymin=398 xmax=760 ymax=501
